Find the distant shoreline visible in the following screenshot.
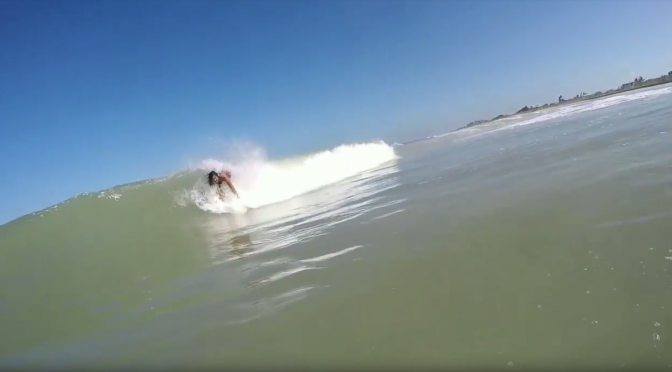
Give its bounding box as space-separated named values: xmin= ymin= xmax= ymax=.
xmin=453 ymin=71 xmax=672 ymax=132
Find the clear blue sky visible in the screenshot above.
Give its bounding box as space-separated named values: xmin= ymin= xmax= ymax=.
xmin=1 ymin=0 xmax=671 ymax=224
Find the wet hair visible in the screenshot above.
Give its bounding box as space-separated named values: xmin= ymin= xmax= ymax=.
xmin=206 ymin=171 xmax=219 ymax=187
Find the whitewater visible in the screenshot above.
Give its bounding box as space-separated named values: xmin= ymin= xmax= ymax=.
xmin=184 ymin=141 xmax=398 ymax=214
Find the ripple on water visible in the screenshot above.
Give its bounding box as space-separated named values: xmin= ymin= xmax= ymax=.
xmin=371 ymin=209 xmax=405 ymax=221
xmin=299 ymin=245 xmax=363 ymax=263
xmin=246 ymin=266 xmax=321 ymax=288
xmin=244 ymin=244 xmax=363 ymax=289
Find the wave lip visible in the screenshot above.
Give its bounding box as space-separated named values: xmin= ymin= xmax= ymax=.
xmin=188 ymin=141 xmax=398 ymax=214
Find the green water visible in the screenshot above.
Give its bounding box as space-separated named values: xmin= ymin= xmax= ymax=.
xmin=2 ymin=85 xmax=672 ymax=369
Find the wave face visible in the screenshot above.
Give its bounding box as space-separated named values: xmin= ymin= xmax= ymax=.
xmin=185 ymin=141 xmax=398 ymax=214
xmin=0 ymin=140 xmax=401 ymax=361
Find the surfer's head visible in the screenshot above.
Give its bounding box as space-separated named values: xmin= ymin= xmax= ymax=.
xmin=206 ymin=171 xmax=219 ymax=187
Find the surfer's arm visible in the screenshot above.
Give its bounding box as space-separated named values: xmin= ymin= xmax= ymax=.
xmin=221 ymin=176 xmax=239 ymax=198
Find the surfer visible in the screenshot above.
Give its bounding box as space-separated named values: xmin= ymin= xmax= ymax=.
xmin=207 ymin=170 xmax=239 ymax=200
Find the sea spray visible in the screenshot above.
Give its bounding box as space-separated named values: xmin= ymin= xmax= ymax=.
xmin=189 ymin=141 xmax=398 ymax=213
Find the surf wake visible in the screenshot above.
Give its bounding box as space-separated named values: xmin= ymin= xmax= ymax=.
xmin=187 ymin=141 xmax=398 ymax=214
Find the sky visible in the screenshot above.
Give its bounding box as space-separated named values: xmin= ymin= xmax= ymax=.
xmin=1 ymin=0 xmax=671 ymax=225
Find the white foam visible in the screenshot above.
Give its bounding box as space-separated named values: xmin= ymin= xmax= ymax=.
xmin=493 ymin=86 xmax=672 ymax=132
xmin=189 ymin=141 xmax=398 ymax=214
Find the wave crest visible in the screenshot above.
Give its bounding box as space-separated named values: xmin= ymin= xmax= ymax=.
xmin=187 ymin=141 xmax=398 ymax=214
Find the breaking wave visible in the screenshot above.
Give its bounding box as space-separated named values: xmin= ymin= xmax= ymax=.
xmin=186 ymin=141 xmax=398 ymax=214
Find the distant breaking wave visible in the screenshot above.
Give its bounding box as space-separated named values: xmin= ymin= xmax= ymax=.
xmin=486 ymin=85 xmax=672 ymax=133
xmin=186 ymin=141 xmax=398 ymax=214
xmin=404 ymin=84 xmax=672 ymax=144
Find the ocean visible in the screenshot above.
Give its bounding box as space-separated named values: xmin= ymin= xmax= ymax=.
xmin=1 ymin=84 xmax=672 ymax=369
